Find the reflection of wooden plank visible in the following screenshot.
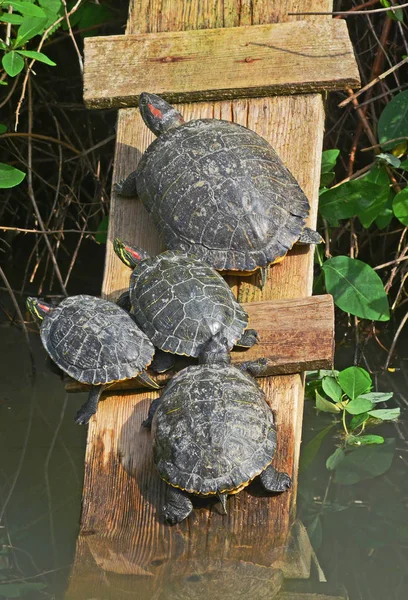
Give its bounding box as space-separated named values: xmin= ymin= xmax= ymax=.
xmin=66 ymin=1 xmax=345 ymax=598
xmin=84 ymin=20 xmax=359 ymax=109
xmin=65 ymin=294 xmax=334 ymax=393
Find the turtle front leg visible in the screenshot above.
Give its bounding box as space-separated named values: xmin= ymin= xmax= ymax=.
xmin=114 ymin=171 xmax=138 ymax=197
xmin=296 ymin=227 xmax=323 ymax=245
xmin=142 ymin=397 xmax=162 ymax=429
xmin=237 ymin=357 xmax=268 ymax=377
xmin=260 ymin=464 xmax=292 ymax=493
xmin=75 ymin=385 xmax=106 ymax=425
xmin=235 ymin=329 xmax=258 ymax=349
xmin=163 ymin=486 xmax=194 ymax=524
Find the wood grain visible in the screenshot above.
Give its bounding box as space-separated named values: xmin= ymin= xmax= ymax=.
xmin=83 ymin=20 xmax=359 ymax=109
xmin=65 ymin=294 xmax=334 ymax=393
xmin=66 ymin=1 xmax=340 ymax=598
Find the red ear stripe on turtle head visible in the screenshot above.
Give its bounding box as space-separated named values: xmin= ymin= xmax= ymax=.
xmin=38 ymin=302 xmax=51 ymax=312
xmin=148 ymin=103 xmax=163 ymax=119
xmin=125 ymin=246 xmax=141 ymax=261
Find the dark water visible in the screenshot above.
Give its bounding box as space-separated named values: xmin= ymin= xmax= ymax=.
xmin=1 ymin=291 xmax=407 ymax=600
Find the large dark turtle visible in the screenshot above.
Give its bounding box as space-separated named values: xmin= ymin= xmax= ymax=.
xmin=144 ymin=334 xmax=291 ymax=524
xmin=27 ymin=295 xmax=158 ymax=425
xmin=113 ymin=239 xmax=257 ymax=362
xmin=117 ymin=92 xmax=322 ymax=281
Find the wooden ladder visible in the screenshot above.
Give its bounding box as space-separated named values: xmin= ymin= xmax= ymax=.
xmin=65 ymin=1 xmax=359 ymax=598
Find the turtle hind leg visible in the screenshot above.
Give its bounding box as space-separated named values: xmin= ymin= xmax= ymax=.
xmin=235 ymin=329 xmax=258 ymax=349
xmin=163 ymin=486 xmax=193 ymax=524
xmin=297 ymin=227 xmax=323 ymax=245
xmin=75 ymin=385 xmax=106 ymax=425
xmin=142 ymin=397 xmax=162 ymax=429
xmin=114 ymin=171 xmax=138 ymax=197
xmin=260 ymin=464 xmax=292 ymax=493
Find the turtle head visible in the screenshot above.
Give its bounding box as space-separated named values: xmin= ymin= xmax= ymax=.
xmin=26 ymin=297 xmax=53 ymax=324
xmin=199 ymin=332 xmax=231 ymax=366
xmin=139 ymin=92 xmax=184 ymax=137
xmin=113 ymin=238 xmax=151 ymax=269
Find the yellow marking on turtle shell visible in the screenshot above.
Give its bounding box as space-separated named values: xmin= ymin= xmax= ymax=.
xmin=165 ymin=407 xmax=182 ymax=415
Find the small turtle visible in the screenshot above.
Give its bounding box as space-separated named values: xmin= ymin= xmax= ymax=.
xmin=114 ymin=239 xmax=258 ymax=366
xmin=116 ymin=92 xmax=322 ymax=283
xmin=144 ymin=334 xmax=291 ymax=524
xmin=27 ymin=295 xmax=158 ymax=425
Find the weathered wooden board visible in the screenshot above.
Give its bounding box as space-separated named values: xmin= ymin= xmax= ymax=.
xmin=65 ymin=294 xmax=334 ymax=393
xmin=84 ymin=20 xmax=360 ymax=109
xmin=65 ymin=1 xmax=341 ymax=598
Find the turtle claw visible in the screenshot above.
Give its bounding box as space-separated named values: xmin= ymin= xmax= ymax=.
xmin=74 ymin=408 xmax=94 ymax=426
xmin=162 ymin=487 xmax=193 ymax=524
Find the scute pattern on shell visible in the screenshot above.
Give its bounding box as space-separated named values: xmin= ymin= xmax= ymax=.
xmin=152 ymin=364 xmax=277 ymax=495
xmin=129 ymin=251 xmax=248 ymax=357
xmin=40 ymin=295 xmax=155 ymax=385
xmin=136 ymin=119 xmax=310 ymax=271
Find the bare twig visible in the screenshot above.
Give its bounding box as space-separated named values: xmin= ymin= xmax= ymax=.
xmin=289 ymin=3 xmax=408 ymax=16
xmin=374 ymin=255 xmax=408 ymax=270
xmin=385 ymin=311 xmax=408 ymax=369
xmin=0 ymin=133 xmax=81 ymax=154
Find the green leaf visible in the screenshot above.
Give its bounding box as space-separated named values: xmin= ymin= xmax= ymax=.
xmin=16 ymin=50 xmax=56 ymax=66
xmin=0 ymin=13 xmax=24 ymax=24
xmin=7 ymin=1 xmax=47 ymax=17
xmin=300 ymin=424 xmax=334 ymax=472
xmin=321 ymin=149 xmax=340 ymax=173
xmin=375 ymin=191 xmax=395 ymax=230
xmin=95 ymin=215 xmax=109 ymax=244
xmin=319 ymin=181 xmax=381 ymax=226
xmin=333 ymin=438 xmax=396 ymax=485
xmin=399 ymin=159 xmax=408 ymax=170
xmin=346 ymin=434 xmax=384 ymax=446
xmin=393 ymin=188 xmax=408 ymax=226
xmin=378 ymin=90 xmax=408 ymax=148
xmin=326 ymin=447 xmax=346 ymax=471
xmin=345 ymin=397 xmax=374 ymax=415
xmin=349 ymin=412 xmax=369 ymax=431
xmin=338 ymin=366 xmax=372 ymax=400
xmin=368 ymin=408 xmax=400 ymax=421
xmin=359 ymin=392 xmax=393 ymax=403
xmin=15 ymin=16 xmax=47 ymax=47
xmin=322 ymin=376 xmax=343 ymax=402
xmin=0 ymin=124 xmax=6 ymax=134
xmin=2 ymin=51 xmax=24 ymax=76
xmin=376 ymin=153 xmax=401 ymax=168
xmin=0 ymin=163 xmax=26 ymax=188
xmin=315 ymin=390 xmax=341 ymax=414
xmin=320 ymin=171 xmax=335 ymax=187
xmin=380 ymin=0 xmax=404 ymax=21
xmin=322 ymin=256 xmax=390 ymax=321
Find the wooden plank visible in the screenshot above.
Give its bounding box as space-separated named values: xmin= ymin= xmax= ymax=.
xmin=66 ymin=1 xmax=340 ymax=598
xmin=65 ymin=294 xmax=334 ymax=393
xmin=84 ymin=20 xmax=360 ymax=109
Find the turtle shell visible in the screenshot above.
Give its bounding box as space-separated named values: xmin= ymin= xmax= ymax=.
xmin=152 ymin=364 xmax=276 ymax=495
xmin=136 ymin=119 xmax=310 ymax=272
xmin=129 ymin=250 xmax=248 ymax=357
xmin=40 ymin=295 xmax=155 ymax=385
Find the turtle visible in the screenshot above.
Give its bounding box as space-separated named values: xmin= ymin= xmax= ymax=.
xmin=143 ymin=333 xmax=291 ymax=524
xmin=116 ymin=92 xmax=322 ymax=284
xmin=113 ymin=238 xmax=258 ymax=366
xmin=26 ymin=295 xmax=159 ymax=425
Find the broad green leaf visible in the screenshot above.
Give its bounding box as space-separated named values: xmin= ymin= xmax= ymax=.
xmin=95 ymin=215 xmax=109 ymax=244
xmin=346 ymin=435 xmax=384 ymax=446
xmin=345 ymin=397 xmax=374 ymax=415
xmin=326 ymin=447 xmax=346 ymax=470
xmin=359 ymin=392 xmax=393 ymax=403
xmin=321 ymin=149 xmax=340 ymax=173
xmin=2 ymin=51 xmax=24 ymax=77
xmin=320 ymin=171 xmax=335 ymax=187
xmin=17 ymin=50 xmax=56 ymax=66
xmin=338 ymin=366 xmax=372 ymax=400
xmin=0 ymin=13 xmax=24 ymax=24
xmin=322 ymin=256 xmax=390 ymax=321
xmin=380 ymin=0 xmax=404 ymax=21
xmin=368 ymin=408 xmax=400 ymax=421
xmin=363 ymin=165 xmax=390 ymax=187
xmin=0 ymin=124 xmax=6 ymax=134
xmin=377 ymin=153 xmax=401 ymax=168
xmin=333 ymin=438 xmax=396 ymax=485
xmin=400 ymin=159 xmax=408 ymax=170
xmin=375 ymin=191 xmax=395 ymax=230
xmin=392 ymin=188 xmax=408 ymax=226
xmin=378 ymin=90 xmax=408 ymax=148
xmin=15 ymin=16 xmax=47 ymax=47
xmin=315 ymin=390 xmax=341 ymax=414
xmin=0 ymin=163 xmax=26 ymax=188
xmin=300 ymin=425 xmax=334 ymax=472
xmin=322 ymin=376 xmax=343 ymax=402
xmin=356 ymin=166 xmax=390 ymax=227
xmin=319 ymin=181 xmax=380 ymax=226
xmin=349 ymin=413 xmax=369 ymax=431
xmin=7 ymin=1 xmax=47 ymax=17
